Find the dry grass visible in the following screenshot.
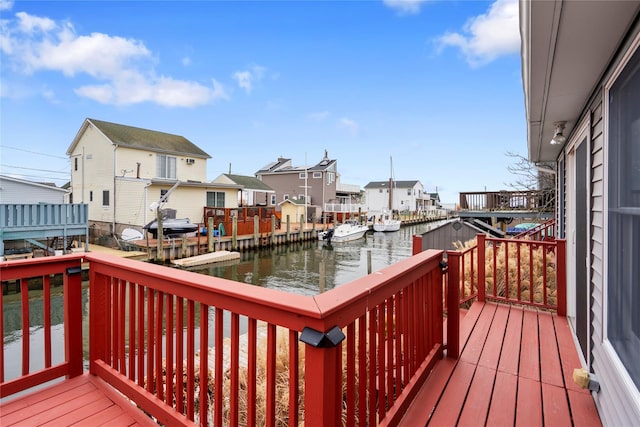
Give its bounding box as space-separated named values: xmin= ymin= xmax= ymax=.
xmin=453 ymin=236 xmax=557 ymax=306
xmin=158 ymin=323 xmax=372 ymax=426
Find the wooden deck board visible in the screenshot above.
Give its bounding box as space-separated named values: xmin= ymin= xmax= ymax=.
xmin=0 ymin=374 xmax=154 ymax=427
xmin=486 ymin=371 xmax=518 ymax=426
xmin=538 ymin=311 xmax=564 ymax=387
xmin=516 ymin=376 xmax=543 ymax=427
xmin=478 ymin=303 xmax=509 ymax=370
xmin=497 ymin=305 xmax=523 ymax=376
xmin=460 ymin=303 xmax=496 ymax=365
xmin=400 ymin=302 xmax=602 ymax=427
xmin=519 ymin=308 xmax=541 ymax=381
xmin=457 ymin=365 xmax=496 ymax=426
xmin=542 ymin=382 xmax=572 ymax=426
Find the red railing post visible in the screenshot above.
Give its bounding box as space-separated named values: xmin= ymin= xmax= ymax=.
xmin=64 ymin=263 xmax=84 ymax=378
xmin=477 ymin=234 xmax=486 ymax=302
xmin=412 ymin=235 xmax=422 ymax=255
xmin=89 ymin=268 xmax=107 ymax=374
xmin=446 ymin=251 xmax=460 ymax=359
xmin=556 ymin=239 xmax=567 ymax=316
xmin=302 ymin=327 xmax=345 ymax=426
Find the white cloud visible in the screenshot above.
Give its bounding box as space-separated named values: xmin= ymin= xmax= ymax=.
xmin=383 ymin=0 xmax=429 ymax=15
xmin=307 ymin=111 xmax=330 ymax=121
xmin=338 ymin=117 xmax=360 ymax=136
xmin=436 ymin=0 xmax=520 ymax=67
xmin=0 ymin=0 xmax=13 ymax=11
xmin=182 ymin=56 xmax=191 ymax=66
xmin=232 ymin=65 xmax=266 ymax=94
xmin=0 ymin=11 xmax=228 ymax=107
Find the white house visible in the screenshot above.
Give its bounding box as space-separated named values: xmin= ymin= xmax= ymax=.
xmin=521 ymin=1 xmax=640 ymax=424
xmin=364 ymin=180 xmax=429 ymax=214
xmin=66 ymin=118 xmax=240 ymax=238
xmin=0 ymin=175 xmax=68 ymax=204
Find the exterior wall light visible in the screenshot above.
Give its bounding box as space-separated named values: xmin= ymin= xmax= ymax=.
xmin=550 ymin=121 xmax=567 ymax=145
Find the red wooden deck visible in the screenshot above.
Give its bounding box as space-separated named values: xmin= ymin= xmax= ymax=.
xmin=0 ymin=374 xmax=158 ymax=427
xmin=400 ymin=301 xmax=602 ymax=426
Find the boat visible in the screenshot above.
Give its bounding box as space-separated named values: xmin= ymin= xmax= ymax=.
xmin=374 ymin=156 xmax=402 ymax=232
xmin=121 ymin=228 xmax=144 ymax=242
xmin=143 ymin=217 xmax=199 ymax=239
xmin=373 ymin=211 xmax=401 ymax=232
xmin=317 ymin=220 xmax=369 ymax=244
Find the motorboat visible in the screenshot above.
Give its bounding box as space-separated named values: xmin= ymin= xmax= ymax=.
xmin=143 ymin=217 xmax=199 ymax=239
xmin=373 ymin=211 xmax=401 ymax=232
xmin=121 ymin=228 xmax=144 ymax=242
xmin=318 ymin=220 xmax=369 ymax=244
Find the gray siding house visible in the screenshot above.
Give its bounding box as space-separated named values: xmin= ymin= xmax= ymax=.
xmin=521 ymin=1 xmax=640 ymax=424
xmin=255 ymin=151 xmax=338 ymax=214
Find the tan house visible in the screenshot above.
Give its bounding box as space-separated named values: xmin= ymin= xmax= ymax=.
xmin=521 ymin=1 xmax=640 ymax=424
xmin=66 ymin=118 xmax=240 ymax=238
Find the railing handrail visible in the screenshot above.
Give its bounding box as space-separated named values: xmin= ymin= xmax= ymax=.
xmin=2 ymin=248 xmax=445 ymax=426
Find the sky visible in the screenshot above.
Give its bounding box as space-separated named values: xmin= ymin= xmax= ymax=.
xmin=0 ymin=0 xmax=526 ymax=205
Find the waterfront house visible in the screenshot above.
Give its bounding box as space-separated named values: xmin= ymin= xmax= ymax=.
xmin=521 ymin=1 xmax=640 ymax=423
xmin=256 ymin=150 xmax=361 ymax=220
xmin=364 ymin=179 xmax=429 ymax=214
xmin=0 ymin=174 xmax=68 ymax=204
xmin=66 ymin=118 xmax=240 ymax=239
xmin=211 ymin=173 xmax=276 ymax=207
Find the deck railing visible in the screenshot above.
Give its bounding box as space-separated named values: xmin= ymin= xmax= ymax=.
xmin=512 ymin=218 xmax=556 ymax=240
xmin=458 ymin=190 xmax=554 ymax=212
xmin=443 ymin=233 xmax=566 ymax=359
xmin=0 ymin=254 xmax=84 ymax=397
xmin=1 ymin=248 xmax=445 ymax=426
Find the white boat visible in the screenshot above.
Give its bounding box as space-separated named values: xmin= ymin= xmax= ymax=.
xmin=374 ymin=156 xmax=402 ymax=232
xmin=318 ymin=220 xmax=369 ymax=243
xmin=373 ymin=211 xmax=401 ymax=232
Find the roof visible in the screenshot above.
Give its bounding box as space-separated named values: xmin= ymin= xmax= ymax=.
xmin=520 ymin=1 xmax=640 ymax=162
xmin=0 ymin=175 xmax=68 ymax=193
xmin=67 ymin=118 xmax=211 ymax=158
xmin=256 ymin=153 xmax=337 ymax=175
xmin=213 ymin=174 xmax=275 ymax=192
xmin=364 ymin=180 xmax=420 ymax=190
xmin=278 ymin=198 xmax=307 ymax=206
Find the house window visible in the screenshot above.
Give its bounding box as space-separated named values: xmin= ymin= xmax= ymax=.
xmin=313 ymin=172 xmax=322 ymax=179
xmin=160 ymin=189 xmax=169 ymax=202
xmin=102 ymin=190 xmax=110 ymax=206
xmin=157 ymin=155 xmax=177 ymax=179
xmin=270 ymin=194 xmax=276 ymax=205
xmin=283 ymin=194 xmax=289 ymax=201
xmin=326 ymin=172 xmax=335 ymax=185
xmin=74 ymin=157 xmax=78 ymax=171
xmin=407 ymin=189 xmax=412 ymax=196
xmin=206 ymin=191 xmax=225 ymax=208
xmin=299 ymin=172 xmax=307 ymax=179
xmin=607 ymin=44 xmax=640 ymax=390
xmin=89 ymin=191 xmax=93 ymax=202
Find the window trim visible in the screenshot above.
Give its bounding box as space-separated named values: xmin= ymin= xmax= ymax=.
xmin=601 ymin=30 xmax=640 ymax=408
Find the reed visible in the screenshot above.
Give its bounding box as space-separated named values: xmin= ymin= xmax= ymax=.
xmin=453 ymin=237 xmax=557 ymax=306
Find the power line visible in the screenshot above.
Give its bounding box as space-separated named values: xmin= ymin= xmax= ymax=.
xmin=1 ymin=164 xmax=70 ymax=175
xmin=0 ymin=145 xmax=69 ymax=160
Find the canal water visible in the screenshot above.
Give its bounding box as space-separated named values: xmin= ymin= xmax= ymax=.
xmin=2 ymin=221 xmax=448 ymax=383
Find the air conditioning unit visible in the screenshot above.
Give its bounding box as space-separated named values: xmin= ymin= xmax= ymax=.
xmin=186 ymin=158 xmax=195 ymax=165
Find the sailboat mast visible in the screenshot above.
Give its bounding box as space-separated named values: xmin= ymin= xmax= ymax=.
xmin=388 ymin=156 xmax=393 ymax=211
